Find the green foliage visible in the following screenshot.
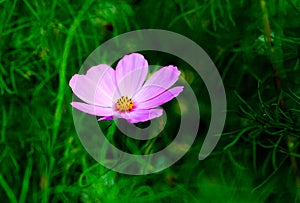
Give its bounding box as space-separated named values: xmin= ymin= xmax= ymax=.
xmin=1 ymin=0 xmax=300 ymax=202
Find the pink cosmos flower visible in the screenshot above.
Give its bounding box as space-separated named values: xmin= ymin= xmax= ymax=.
xmin=69 ymin=53 xmax=183 ymax=123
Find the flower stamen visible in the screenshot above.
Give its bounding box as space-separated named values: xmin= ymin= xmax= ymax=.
xmin=115 ymin=96 xmax=134 ymax=112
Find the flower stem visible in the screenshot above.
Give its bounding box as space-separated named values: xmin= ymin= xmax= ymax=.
xmin=260 ymin=0 xmax=300 ymax=196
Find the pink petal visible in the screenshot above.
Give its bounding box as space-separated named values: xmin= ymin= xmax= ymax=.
xmin=98 ymin=116 xmax=114 ymax=121
xmin=133 ymin=65 xmax=180 ymax=103
xmin=136 ymin=86 xmax=184 ymax=109
xmin=69 ymin=65 xmax=118 ymax=107
xmin=115 ymin=53 xmax=148 ymax=98
xmin=116 ymin=109 xmax=163 ymax=123
xmin=71 ymin=102 xmax=113 ymax=116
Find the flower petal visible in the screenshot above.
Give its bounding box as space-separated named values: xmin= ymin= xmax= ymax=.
xmin=116 ymin=109 xmax=163 ymax=123
xmin=98 ymin=116 xmax=114 ymax=121
xmin=69 ymin=64 xmax=117 ymax=107
xmin=115 ymin=53 xmax=148 ymax=98
xmin=136 ymin=86 xmax=183 ymax=109
xmin=133 ymin=65 xmax=180 ymax=103
xmin=71 ymin=102 xmax=113 ymax=116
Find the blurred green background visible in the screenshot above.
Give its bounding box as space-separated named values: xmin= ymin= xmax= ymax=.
xmin=1 ymin=0 xmax=300 ymax=202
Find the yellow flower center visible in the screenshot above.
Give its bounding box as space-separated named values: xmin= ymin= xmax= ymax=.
xmin=115 ymin=96 xmax=134 ymax=112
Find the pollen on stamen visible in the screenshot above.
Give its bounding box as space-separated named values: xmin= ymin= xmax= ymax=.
xmin=115 ymin=96 xmax=134 ymax=112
